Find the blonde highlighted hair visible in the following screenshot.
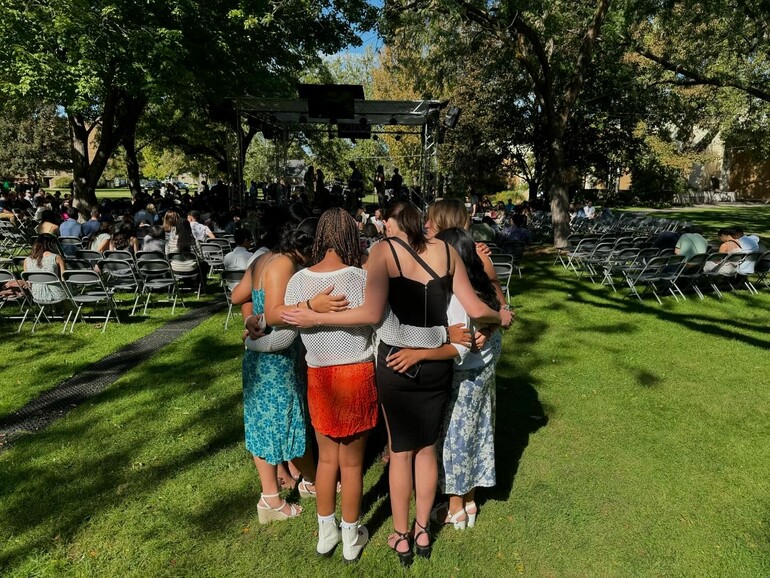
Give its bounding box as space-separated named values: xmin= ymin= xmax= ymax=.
xmin=428 ymin=199 xmax=470 ymax=234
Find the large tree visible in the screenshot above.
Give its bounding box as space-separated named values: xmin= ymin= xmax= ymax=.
xmin=384 ymin=0 xmax=614 ymax=245
xmin=0 ymin=0 xmax=376 ymax=208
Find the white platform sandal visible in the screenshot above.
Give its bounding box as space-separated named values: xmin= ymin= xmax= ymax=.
xmin=257 ymin=493 xmax=302 ymax=525
xmin=430 ymin=502 xmax=467 ymax=530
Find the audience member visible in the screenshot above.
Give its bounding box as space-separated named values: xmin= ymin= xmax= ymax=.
xmin=223 ymin=229 xmax=254 ymax=270
xmin=81 ymin=208 xmax=101 ymax=238
xmin=59 ymin=207 xmax=82 ymax=238
xmin=674 ymin=227 xmax=708 ymax=259
xmin=142 ymin=225 xmax=166 ymax=253
xmin=188 ymin=210 xmax=215 ymax=242
xmin=23 ymin=235 xmax=66 ymax=302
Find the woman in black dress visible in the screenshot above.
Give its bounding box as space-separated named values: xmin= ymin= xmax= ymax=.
xmin=281 ymin=202 xmax=512 ymax=565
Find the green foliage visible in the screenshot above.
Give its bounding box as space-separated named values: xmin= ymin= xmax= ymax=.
xmin=51 ymin=176 xmax=73 ymax=189
xmin=0 ymin=103 xmax=70 ymax=181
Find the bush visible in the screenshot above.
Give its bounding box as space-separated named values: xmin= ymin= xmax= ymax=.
xmin=489 ymin=189 xmax=529 ymax=205
xmin=51 ymin=176 xmax=73 ymax=189
xmin=630 ymin=150 xmax=688 ymax=205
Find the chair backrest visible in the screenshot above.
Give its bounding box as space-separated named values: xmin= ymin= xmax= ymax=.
xmin=21 ymin=270 xmax=73 ymax=303
xmin=490 ymin=253 xmax=513 ymax=265
xmin=136 ymin=259 xmax=174 ymax=282
xmin=0 ymin=268 xmax=16 ymax=284
xmin=59 ymin=236 xmax=82 ymax=246
xmin=493 ymin=263 xmax=513 ymax=279
xmin=501 ymin=241 xmax=526 ymax=261
xmin=103 ymin=250 xmax=134 ymax=261
xmin=222 ymin=269 xmax=247 ymax=290
xmin=208 ymin=238 xmax=232 ymax=252
xmin=136 ymin=250 xmax=166 ymax=262
xmin=64 ymin=258 xmax=94 ymax=270
xmin=76 ymin=249 xmax=103 ymax=263
xmin=199 ymin=243 xmax=225 ymax=259
xmin=754 ymin=251 xmax=770 ymax=273
xmin=63 ymin=269 xmax=105 ymax=289
xmin=98 ymin=259 xmax=140 ymax=284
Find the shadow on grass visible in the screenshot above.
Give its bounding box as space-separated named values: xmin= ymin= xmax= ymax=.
xmin=482 ymin=316 xmax=549 ymax=508
xmin=519 ymin=257 xmax=770 ymax=351
xmin=0 ymin=332 xmax=244 ymax=571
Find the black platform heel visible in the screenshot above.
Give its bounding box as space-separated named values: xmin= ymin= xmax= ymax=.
xmin=389 ymin=530 xmax=414 ymax=567
xmin=414 ymin=520 xmax=432 ymax=559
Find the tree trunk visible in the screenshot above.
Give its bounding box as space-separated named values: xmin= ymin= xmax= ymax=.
xmin=528 ymin=178 xmax=538 ymax=201
xmin=549 ymin=138 xmax=571 ymax=247
xmin=68 ymin=113 xmax=99 ymax=210
xmin=123 ymin=127 xmax=142 ymax=199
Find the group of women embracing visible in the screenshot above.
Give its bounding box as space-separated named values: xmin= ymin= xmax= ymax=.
xmin=232 ymin=200 xmax=513 ymax=566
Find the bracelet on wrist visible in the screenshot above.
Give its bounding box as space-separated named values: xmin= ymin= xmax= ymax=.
xmin=307 ymin=299 xmax=314 ymax=311
xmin=444 ymin=326 xmax=451 ymax=344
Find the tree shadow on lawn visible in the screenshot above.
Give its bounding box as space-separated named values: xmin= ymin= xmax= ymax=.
xmin=479 ymin=316 xmax=550 ymax=511
xmin=648 ymin=206 xmax=770 ymax=238
xmin=0 ymin=335 xmax=245 ymax=571
xmin=524 ymin=258 xmax=770 ymax=351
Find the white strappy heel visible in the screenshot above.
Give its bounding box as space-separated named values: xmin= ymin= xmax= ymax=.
xmin=257 ymin=492 xmax=302 ymax=525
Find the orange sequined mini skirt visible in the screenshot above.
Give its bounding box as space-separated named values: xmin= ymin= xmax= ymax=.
xmin=307 ymin=361 xmax=378 ymax=439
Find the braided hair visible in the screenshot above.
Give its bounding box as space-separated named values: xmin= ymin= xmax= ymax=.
xmin=312 ymin=207 xmax=362 ymax=267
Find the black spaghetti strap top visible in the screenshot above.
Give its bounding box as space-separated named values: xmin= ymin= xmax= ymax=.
xmin=384 ymin=237 xmax=452 ymax=327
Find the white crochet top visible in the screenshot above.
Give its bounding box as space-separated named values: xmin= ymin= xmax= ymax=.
xmin=245 ymin=266 xmax=447 ymax=367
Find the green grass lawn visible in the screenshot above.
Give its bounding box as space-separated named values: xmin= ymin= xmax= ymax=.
xmin=624 ymin=204 xmax=770 ymax=238
xmin=0 ymin=292 xmax=219 ymax=421
xmin=1 ymin=205 xmax=769 ymax=577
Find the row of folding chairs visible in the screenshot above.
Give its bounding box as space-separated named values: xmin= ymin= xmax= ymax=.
xmin=0 ymin=254 xmax=210 ymax=330
xmin=616 ymin=251 xmax=770 ymax=303
xmin=0 ymin=268 xmax=119 ymax=333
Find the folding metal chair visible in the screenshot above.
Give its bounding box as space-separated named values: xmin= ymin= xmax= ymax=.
xmin=501 ymin=241 xmax=525 ymax=277
xmin=20 ymin=270 xmax=76 ymax=333
xmin=0 ymin=268 xmax=31 ymax=330
xmin=670 ymin=253 xmax=708 ymax=299
xmin=199 ymin=243 xmax=226 ymax=277
xmin=749 ymin=251 xmax=770 ymax=292
xmin=98 ymin=259 xmax=143 ymax=316
xmin=222 ymin=269 xmax=247 ymax=330
xmin=168 ymin=252 xmax=205 ymax=299
xmin=63 ymin=269 xmax=120 ymax=333
xmin=493 ymin=263 xmax=513 ymax=303
xmin=136 ymin=259 xmax=181 ymax=315
xmin=76 ymin=249 xmax=103 ymax=268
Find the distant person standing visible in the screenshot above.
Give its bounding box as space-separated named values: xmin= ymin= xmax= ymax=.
xmin=374 ymin=165 xmax=386 ymax=207
xmin=390 ymin=168 xmax=403 ymax=199
xmin=198 ymin=180 xmax=209 ymax=195
xmin=348 ymin=162 xmax=364 ymax=209
xmin=304 ymin=166 xmax=316 ymax=205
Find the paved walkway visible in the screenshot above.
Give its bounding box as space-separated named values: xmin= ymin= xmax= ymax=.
xmin=0 ymin=301 xmax=225 ymax=452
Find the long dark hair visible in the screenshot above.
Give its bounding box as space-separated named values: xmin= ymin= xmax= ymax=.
xmin=312 ymin=207 xmax=361 ymax=267
xmin=30 ymin=234 xmax=59 ymax=265
xmin=277 ymin=203 xmax=317 ymax=261
xmin=175 ymin=219 xmax=194 ymax=253
xmin=436 ymin=227 xmax=500 ymax=311
xmin=384 ymin=201 xmax=427 ymax=253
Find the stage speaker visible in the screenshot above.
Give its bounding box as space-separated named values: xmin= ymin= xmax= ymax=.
xmin=444 ymin=106 xmax=461 ymax=128
xmin=297 ymin=84 xmax=365 ymax=120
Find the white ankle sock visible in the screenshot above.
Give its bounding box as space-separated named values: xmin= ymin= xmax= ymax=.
xmin=340 ymin=518 xmax=358 ymax=530
xmin=318 ymin=513 xmax=336 ymax=524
